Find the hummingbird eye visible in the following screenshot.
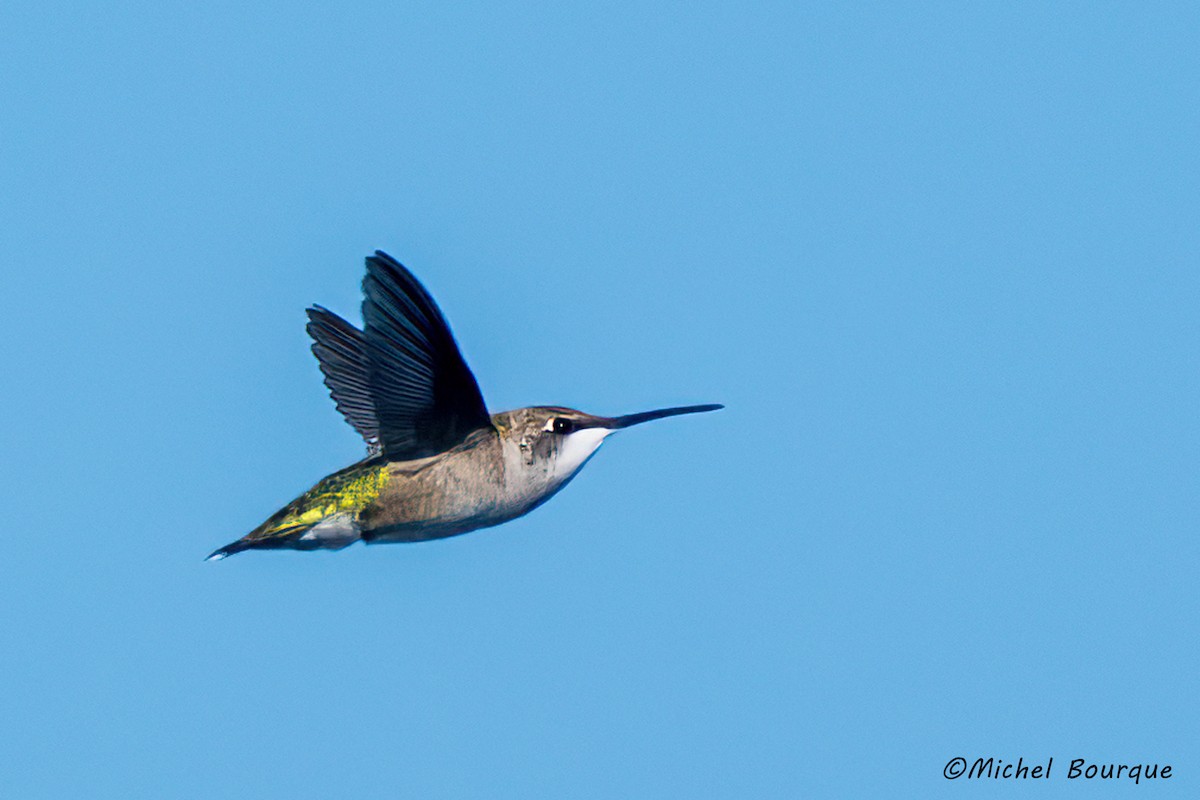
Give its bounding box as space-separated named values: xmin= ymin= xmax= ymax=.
xmin=551 ymin=417 xmax=575 ymax=435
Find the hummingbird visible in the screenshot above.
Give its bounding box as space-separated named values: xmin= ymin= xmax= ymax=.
xmin=207 ymin=251 xmax=721 ymax=560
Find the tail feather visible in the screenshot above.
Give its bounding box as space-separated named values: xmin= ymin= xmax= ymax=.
xmin=205 ymin=547 xmax=231 ymax=561
xmin=205 ymin=540 xmax=254 ymax=561
xmin=204 ymin=523 xmax=308 ymax=561
xmin=204 ymin=520 xmax=360 ymax=561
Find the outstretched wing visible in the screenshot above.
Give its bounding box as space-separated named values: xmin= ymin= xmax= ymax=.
xmin=306 ymin=306 xmax=382 ymax=455
xmin=362 ymin=251 xmax=492 ymax=459
xmin=306 ymin=251 xmax=493 ymax=461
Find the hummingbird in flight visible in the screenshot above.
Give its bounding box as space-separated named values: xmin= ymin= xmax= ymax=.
xmin=208 ymin=251 xmax=722 ymax=560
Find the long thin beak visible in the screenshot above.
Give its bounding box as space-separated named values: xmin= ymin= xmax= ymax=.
xmin=603 ymin=403 xmax=724 ymax=430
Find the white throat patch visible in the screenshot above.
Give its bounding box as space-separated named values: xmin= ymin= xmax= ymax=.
xmin=552 ymin=427 xmax=612 ymax=481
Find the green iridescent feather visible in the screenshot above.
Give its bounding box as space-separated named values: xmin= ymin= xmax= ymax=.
xmin=247 ymin=462 xmax=390 ymax=542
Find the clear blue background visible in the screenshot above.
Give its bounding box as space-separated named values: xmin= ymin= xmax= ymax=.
xmin=2 ymin=2 xmax=1196 ymax=797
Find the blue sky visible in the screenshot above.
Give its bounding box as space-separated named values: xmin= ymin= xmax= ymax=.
xmin=1 ymin=2 xmax=1196 ymax=797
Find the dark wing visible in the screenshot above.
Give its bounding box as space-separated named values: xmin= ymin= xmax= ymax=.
xmin=306 ymin=306 xmax=382 ymax=455
xmin=360 ymin=251 xmax=492 ymax=459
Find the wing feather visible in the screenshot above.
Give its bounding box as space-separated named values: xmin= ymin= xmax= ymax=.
xmin=306 ymin=305 xmax=381 ymax=454
xmin=360 ymin=251 xmax=492 ymax=459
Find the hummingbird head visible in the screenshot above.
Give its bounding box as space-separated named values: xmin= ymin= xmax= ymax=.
xmin=499 ymin=404 xmax=724 ymax=486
